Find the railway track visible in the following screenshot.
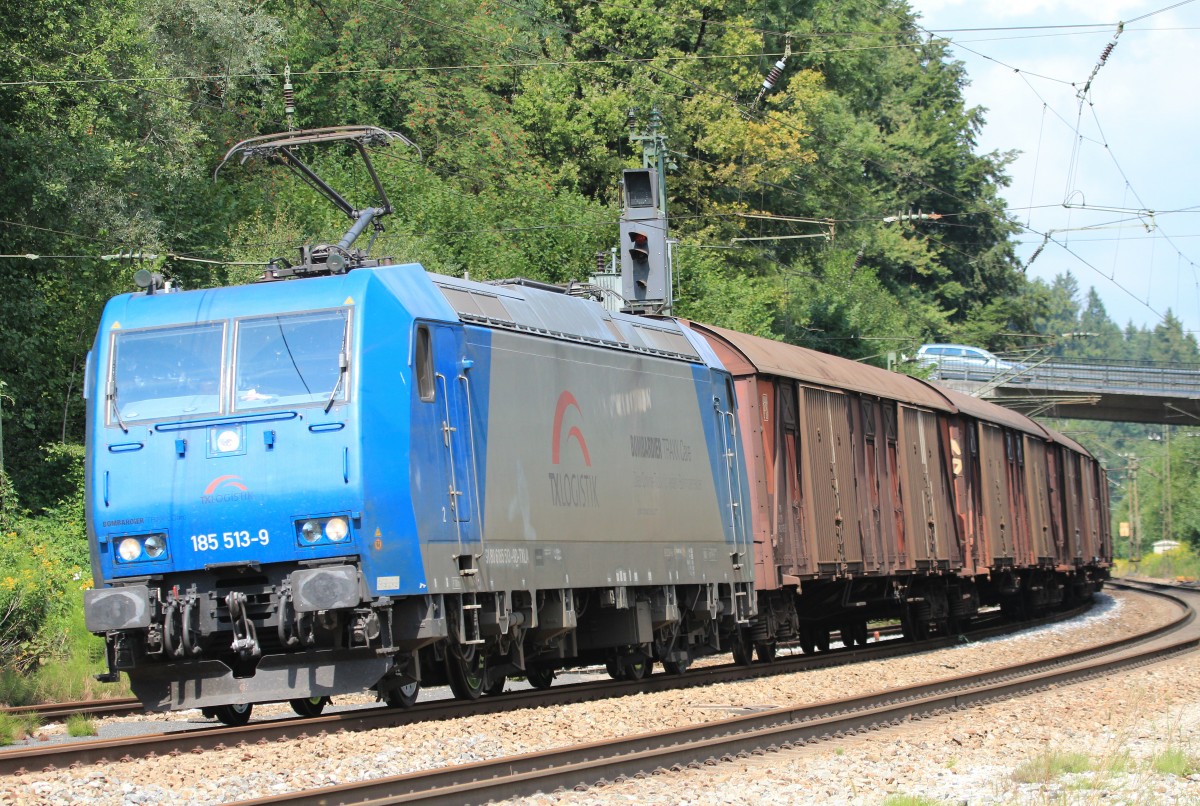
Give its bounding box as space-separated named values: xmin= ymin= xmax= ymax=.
xmin=0 ymin=603 xmax=1084 ymax=777
xmin=211 ymin=581 xmax=1193 ymax=805
xmin=0 ymin=697 xmax=141 ymax=722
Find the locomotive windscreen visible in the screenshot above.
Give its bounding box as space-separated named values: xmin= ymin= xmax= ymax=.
xmin=109 ymin=322 xmax=224 ymax=423
xmin=234 ymin=308 xmax=350 ymax=410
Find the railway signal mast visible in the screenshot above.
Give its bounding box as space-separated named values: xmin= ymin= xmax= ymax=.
xmin=619 ymin=107 xmax=673 ymax=314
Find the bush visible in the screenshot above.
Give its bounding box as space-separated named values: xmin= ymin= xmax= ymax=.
xmin=0 ymin=444 xmax=91 ymax=679
xmin=1116 ymin=544 xmax=1200 ymax=581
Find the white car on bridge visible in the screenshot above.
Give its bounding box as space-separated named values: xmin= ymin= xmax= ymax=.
xmin=914 ymin=344 xmax=1030 ymax=382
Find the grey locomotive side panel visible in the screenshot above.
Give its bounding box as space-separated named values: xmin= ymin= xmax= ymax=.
xmin=447 ymin=330 xmax=735 ymax=594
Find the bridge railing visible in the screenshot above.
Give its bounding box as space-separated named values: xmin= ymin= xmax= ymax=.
xmin=1012 ymin=358 xmax=1200 ymax=395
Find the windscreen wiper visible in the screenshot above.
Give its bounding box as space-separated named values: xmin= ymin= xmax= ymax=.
xmin=107 ymin=379 xmax=129 ymax=434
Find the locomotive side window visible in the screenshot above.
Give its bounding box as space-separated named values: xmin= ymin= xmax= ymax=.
xmin=234 ymin=309 xmax=350 ymax=411
xmin=416 ymin=324 xmax=435 ymax=401
xmin=109 ymin=322 xmax=225 ymax=424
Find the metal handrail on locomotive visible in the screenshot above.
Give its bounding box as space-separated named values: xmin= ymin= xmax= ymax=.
xmin=83 ymin=127 xmax=1111 ymax=725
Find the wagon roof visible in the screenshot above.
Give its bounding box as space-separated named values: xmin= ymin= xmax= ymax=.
xmin=682 ymin=321 xmax=953 ymax=411
xmin=1041 ymin=425 xmax=1094 ymax=457
xmin=929 ymin=384 xmax=1049 ymax=438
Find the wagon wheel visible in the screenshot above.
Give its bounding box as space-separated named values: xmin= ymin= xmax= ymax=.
xmin=446 ymin=645 xmax=487 ymax=700
xmin=289 ymin=696 xmax=328 ymax=717
xmin=384 ymin=680 xmax=420 ymax=708
xmin=798 ymin=627 xmax=815 ymax=655
xmin=754 ymin=641 xmax=777 ymax=663
xmin=213 ymin=703 xmax=253 ymax=726
xmin=815 ymin=627 xmax=831 ymax=653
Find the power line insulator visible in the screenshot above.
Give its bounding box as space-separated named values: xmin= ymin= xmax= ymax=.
xmin=762 ymin=59 xmax=787 ymax=92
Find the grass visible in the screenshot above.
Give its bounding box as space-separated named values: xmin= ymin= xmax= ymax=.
xmin=1151 ymin=747 xmax=1198 ymax=777
xmin=881 ymin=796 xmax=947 ymax=806
xmin=65 ymin=713 xmax=97 ymax=737
xmin=0 ymin=607 xmax=130 ymax=707
xmin=0 ymin=713 xmax=42 ymax=746
xmin=1012 ymin=750 xmax=1094 ymax=784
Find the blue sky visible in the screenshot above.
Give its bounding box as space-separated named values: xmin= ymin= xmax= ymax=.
xmin=907 ymin=0 xmax=1200 ymax=335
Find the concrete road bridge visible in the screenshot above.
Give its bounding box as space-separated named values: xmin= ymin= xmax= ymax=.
xmin=928 ymin=359 xmax=1200 ymax=424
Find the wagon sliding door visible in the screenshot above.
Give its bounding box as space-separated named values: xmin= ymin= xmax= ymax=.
xmin=797 ymin=386 xmax=863 ymax=575
xmin=976 ymin=423 xmax=1014 ymax=567
xmin=1022 ymin=437 xmax=1056 ymax=566
xmin=896 ymin=406 xmax=956 ymax=570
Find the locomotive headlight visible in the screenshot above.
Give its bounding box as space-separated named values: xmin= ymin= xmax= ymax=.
xmin=215 ymin=428 xmax=241 ymax=453
xmin=117 ymin=538 xmax=143 ymax=562
xmin=300 ymin=520 xmax=322 ymax=545
xmin=143 ymin=534 xmax=166 ymax=558
xmin=324 ymin=517 xmax=349 ymax=542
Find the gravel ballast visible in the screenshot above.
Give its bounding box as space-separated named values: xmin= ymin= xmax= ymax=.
xmin=2 ymin=590 xmax=1194 ymax=805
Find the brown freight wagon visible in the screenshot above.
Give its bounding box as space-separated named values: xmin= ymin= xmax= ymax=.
xmin=682 ymin=322 xmax=1110 ymax=654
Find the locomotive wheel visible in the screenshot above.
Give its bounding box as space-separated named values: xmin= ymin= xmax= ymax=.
xmin=213 ymin=703 xmax=253 ymax=726
xmin=446 ymin=649 xmax=487 ymax=700
xmin=605 ymin=659 xmax=623 ymax=680
xmin=289 ymin=696 xmax=328 ymax=717
xmin=662 ymin=655 xmax=691 ymax=675
xmin=525 ymin=665 xmax=555 ymax=690
xmin=384 ymin=680 xmax=420 ymax=709
xmin=624 ymin=655 xmax=651 ymax=680
xmin=754 ymin=641 xmax=777 ymax=663
xmin=730 ymin=629 xmax=754 ymax=666
xmin=483 ymin=674 xmax=506 ymax=696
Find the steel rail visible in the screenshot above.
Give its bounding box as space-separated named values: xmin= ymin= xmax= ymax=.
xmin=0 ymin=697 xmax=141 ymax=721
xmin=0 ymin=603 xmax=1090 ymax=776
xmin=229 ymin=584 xmax=1196 ymax=805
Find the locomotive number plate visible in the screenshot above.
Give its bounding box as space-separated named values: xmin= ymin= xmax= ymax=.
xmin=190 ymin=529 xmax=270 ymax=552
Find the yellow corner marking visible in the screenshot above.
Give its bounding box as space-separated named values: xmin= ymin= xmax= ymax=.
xmin=344 ymin=296 xmax=355 ymax=306
xmin=111 ymin=321 xmax=121 ymax=330
xmin=375 ymin=528 xmax=382 ymax=537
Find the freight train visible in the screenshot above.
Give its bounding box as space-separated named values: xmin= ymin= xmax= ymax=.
xmin=83 ymin=131 xmax=1110 ymax=725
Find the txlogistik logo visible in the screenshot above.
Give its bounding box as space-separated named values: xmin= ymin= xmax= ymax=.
xmin=201 ymin=474 xmax=254 ymax=505
xmin=548 ymin=390 xmax=599 ymax=508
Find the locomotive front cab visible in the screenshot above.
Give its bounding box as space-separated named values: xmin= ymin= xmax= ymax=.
xmin=82 ymin=272 xmax=432 ymax=713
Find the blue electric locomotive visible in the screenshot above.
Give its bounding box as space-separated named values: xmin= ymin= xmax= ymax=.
xmin=84 ymin=260 xmax=755 ymax=721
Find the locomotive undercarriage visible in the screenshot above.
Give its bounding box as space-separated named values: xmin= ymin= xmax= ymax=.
xmin=89 ymin=561 xmax=758 ymax=711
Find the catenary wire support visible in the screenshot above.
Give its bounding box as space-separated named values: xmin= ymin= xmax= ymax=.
xmin=750 ymin=35 xmax=791 ymax=113
xmin=1077 ymin=22 xmax=1124 ymax=100
xmin=283 ymin=62 xmax=296 ymax=132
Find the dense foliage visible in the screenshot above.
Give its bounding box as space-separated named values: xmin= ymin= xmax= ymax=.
xmin=1 ymin=0 xmax=1197 ymax=684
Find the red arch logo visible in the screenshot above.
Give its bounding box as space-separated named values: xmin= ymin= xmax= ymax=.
xmin=551 ymin=391 xmax=591 ymax=466
xmin=204 ymin=475 xmax=248 ymax=495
